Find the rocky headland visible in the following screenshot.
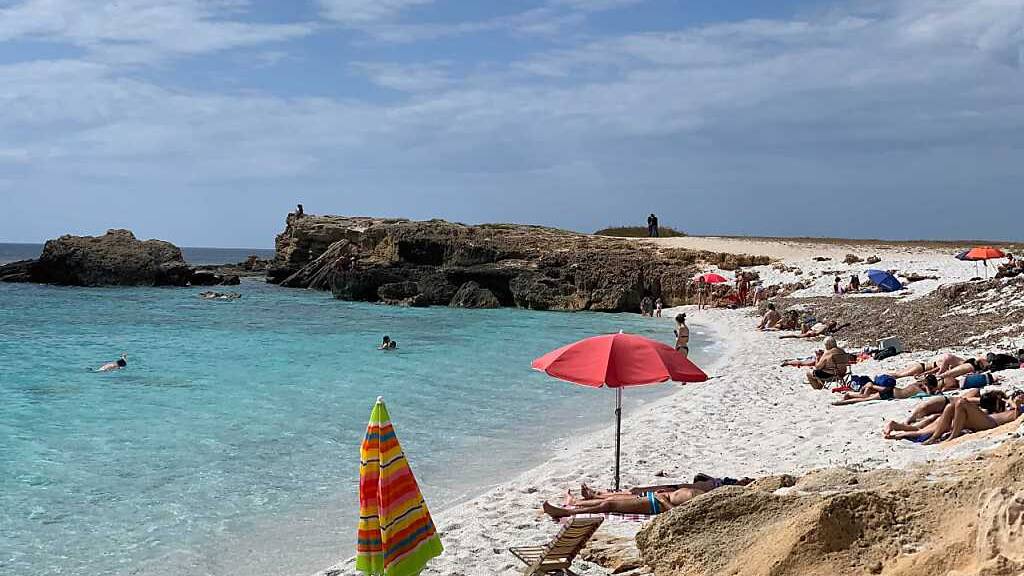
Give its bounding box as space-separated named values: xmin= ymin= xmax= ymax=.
xmin=0 ymin=229 xmax=241 ymax=287
xmin=267 ymin=214 xmax=770 ymax=311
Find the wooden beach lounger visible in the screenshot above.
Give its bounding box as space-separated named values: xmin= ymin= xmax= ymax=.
xmin=510 ymin=516 xmax=603 ymax=575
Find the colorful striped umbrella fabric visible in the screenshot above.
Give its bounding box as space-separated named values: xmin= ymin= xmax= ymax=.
xmin=357 ymin=397 xmax=443 ymax=576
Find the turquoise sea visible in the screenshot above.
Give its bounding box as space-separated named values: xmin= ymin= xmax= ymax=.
xmin=0 ymin=276 xmax=712 ymax=576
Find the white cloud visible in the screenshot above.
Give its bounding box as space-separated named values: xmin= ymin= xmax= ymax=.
xmin=318 ymin=0 xmax=434 ymax=24
xmin=0 ymin=0 xmax=314 ymax=61
xmin=2 ymin=0 xmax=1024 ymax=244
xmin=352 ymin=61 xmax=452 ymax=92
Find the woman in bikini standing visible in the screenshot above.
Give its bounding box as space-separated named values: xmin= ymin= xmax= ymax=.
xmin=674 ymin=313 xmax=690 ymax=358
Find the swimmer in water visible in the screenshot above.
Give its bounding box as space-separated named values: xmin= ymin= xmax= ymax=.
xmin=379 ymin=336 xmax=397 ymax=350
xmin=97 ymin=353 xmax=128 ymax=372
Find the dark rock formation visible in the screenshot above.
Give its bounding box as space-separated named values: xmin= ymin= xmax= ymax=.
xmin=267 ymin=215 xmax=771 ymax=312
xmin=0 ymin=259 xmax=35 ymax=283
xmin=449 ymin=281 xmax=501 ymax=309
xmin=0 ymin=229 xmax=243 ymax=287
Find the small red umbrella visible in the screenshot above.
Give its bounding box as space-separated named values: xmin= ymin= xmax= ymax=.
xmin=697 ymin=273 xmax=728 ymax=284
xmin=965 ymin=247 xmax=1006 ymax=278
xmin=965 ymin=246 xmax=1005 ymax=261
xmin=532 ymin=332 xmax=707 ymax=489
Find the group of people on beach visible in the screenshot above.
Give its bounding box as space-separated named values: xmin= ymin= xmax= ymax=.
xmin=768 ymin=304 xmax=1024 ymax=444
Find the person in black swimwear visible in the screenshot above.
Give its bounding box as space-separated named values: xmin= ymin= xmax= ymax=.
xmin=96 ymin=353 xmax=127 ymax=372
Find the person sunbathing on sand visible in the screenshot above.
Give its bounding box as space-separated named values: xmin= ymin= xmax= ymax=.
xmin=937 ymin=372 xmax=1001 ymax=393
xmin=833 ymin=374 xmax=940 ymax=405
xmin=542 ymin=476 xmax=753 ymax=518
xmin=883 ymin=391 xmax=1021 ymax=444
xmin=781 ymin=349 xmax=823 ymax=368
xmin=930 ymin=354 xmax=991 ymax=382
xmin=888 ymin=353 xmax=966 ymax=379
xmin=757 ymin=304 xmax=781 ymax=330
xmin=96 ymin=353 xmax=127 ymax=372
xmin=902 ymin=388 xmax=982 ymax=425
xmin=779 ymin=320 xmax=844 ymax=339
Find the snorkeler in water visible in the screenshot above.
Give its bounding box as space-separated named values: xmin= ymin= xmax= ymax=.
xmin=379 ymin=336 xmax=397 ymax=350
xmin=97 ymin=353 xmax=128 ymax=372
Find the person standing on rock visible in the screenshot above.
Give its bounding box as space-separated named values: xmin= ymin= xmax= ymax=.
xmin=654 ymin=298 xmax=663 ymax=317
xmin=296 ymin=203 xmax=304 ymax=218
xmin=647 ymin=213 xmax=659 ymax=237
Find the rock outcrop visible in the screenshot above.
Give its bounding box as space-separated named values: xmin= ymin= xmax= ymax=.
xmin=267 ymin=214 xmax=771 ymax=312
xmin=635 ymin=439 xmax=1024 ymax=576
xmin=0 ymin=229 xmax=240 ymax=287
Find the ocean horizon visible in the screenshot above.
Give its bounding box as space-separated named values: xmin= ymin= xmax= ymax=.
xmin=0 ymin=277 xmax=715 ymax=576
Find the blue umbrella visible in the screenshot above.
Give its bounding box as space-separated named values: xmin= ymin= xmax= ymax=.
xmin=954 ymin=250 xmax=972 ymax=261
xmin=866 ymin=269 xmax=902 ymax=292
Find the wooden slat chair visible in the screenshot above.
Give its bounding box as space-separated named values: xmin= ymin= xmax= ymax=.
xmin=510 ymin=517 xmax=603 ymax=575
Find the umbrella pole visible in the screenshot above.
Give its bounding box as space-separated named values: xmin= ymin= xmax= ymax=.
xmin=614 ymin=387 xmax=622 ymax=491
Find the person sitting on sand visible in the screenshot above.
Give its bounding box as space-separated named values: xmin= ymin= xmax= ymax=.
xmin=542 ymin=475 xmax=754 ymax=518
xmin=806 ymin=337 xmax=850 ymax=389
xmin=780 ymin=320 xmax=843 ymax=339
xmin=378 ymin=336 xmax=397 ymax=350
xmin=775 ymin=310 xmax=799 ymax=331
xmin=848 ymin=275 xmax=861 ymax=292
xmin=757 ymin=303 xmax=781 ymax=330
xmin=97 ymin=353 xmax=128 ymax=372
xmin=883 ymin=390 xmax=1022 ymax=445
xmin=833 ymin=374 xmax=940 ymax=405
xmin=674 ymin=314 xmax=690 ymax=357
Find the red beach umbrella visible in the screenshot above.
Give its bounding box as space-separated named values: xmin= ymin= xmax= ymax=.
xmin=965 ymin=246 xmax=1006 ymax=278
xmin=532 ymin=332 xmax=707 ymax=489
xmin=965 ymin=246 xmax=1005 ymax=261
xmin=697 ymin=273 xmax=728 ymax=284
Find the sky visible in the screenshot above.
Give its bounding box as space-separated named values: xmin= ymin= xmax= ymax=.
xmin=1 ymin=0 xmax=1022 ymax=248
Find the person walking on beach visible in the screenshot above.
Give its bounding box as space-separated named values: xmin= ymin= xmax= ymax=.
xmin=674 ymin=313 xmax=690 ymax=357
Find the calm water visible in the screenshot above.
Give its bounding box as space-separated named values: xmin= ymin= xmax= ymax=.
xmin=0 ymin=243 xmax=275 ymax=266
xmin=0 ymin=279 xmax=713 ymax=576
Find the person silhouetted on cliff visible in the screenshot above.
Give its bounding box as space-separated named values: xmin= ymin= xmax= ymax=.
xmin=647 ymin=213 xmax=659 ymax=237
xmin=296 ymin=204 xmax=304 ymax=218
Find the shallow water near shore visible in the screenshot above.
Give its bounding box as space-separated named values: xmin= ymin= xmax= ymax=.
xmin=0 ymin=279 xmax=713 ymax=576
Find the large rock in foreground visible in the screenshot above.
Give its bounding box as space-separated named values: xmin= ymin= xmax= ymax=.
xmin=636 ymin=438 xmax=1024 ymax=576
xmin=0 ymin=229 xmax=237 ymax=287
xmin=268 ymin=214 xmax=771 ymax=312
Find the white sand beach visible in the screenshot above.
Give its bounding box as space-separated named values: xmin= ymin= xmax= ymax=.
xmin=322 ymin=239 xmax=1024 ymax=576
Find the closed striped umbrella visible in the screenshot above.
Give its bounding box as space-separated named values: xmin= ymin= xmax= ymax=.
xmin=356 ymin=397 xmax=443 ymax=576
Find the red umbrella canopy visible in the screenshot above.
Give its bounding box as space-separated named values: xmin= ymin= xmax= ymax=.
xmin=697 ymin=273 xmax=728 ymax=284
xmin=965 ymin=246 xmax=1006 ymax=261
xmin=531 ymin=332 xmax=708 ymax=387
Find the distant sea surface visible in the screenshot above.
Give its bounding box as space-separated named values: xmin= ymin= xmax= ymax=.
xmin=0 ymin=277 xmax=716 ymax=576
xmin=0 ymin=243 xmax=276 ymax=266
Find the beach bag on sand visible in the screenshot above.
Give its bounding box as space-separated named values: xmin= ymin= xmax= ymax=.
xmin=873 ymin=347 xmax=899 ymax=361
xmin=962 ymin=373 xmax=994 ymax=390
